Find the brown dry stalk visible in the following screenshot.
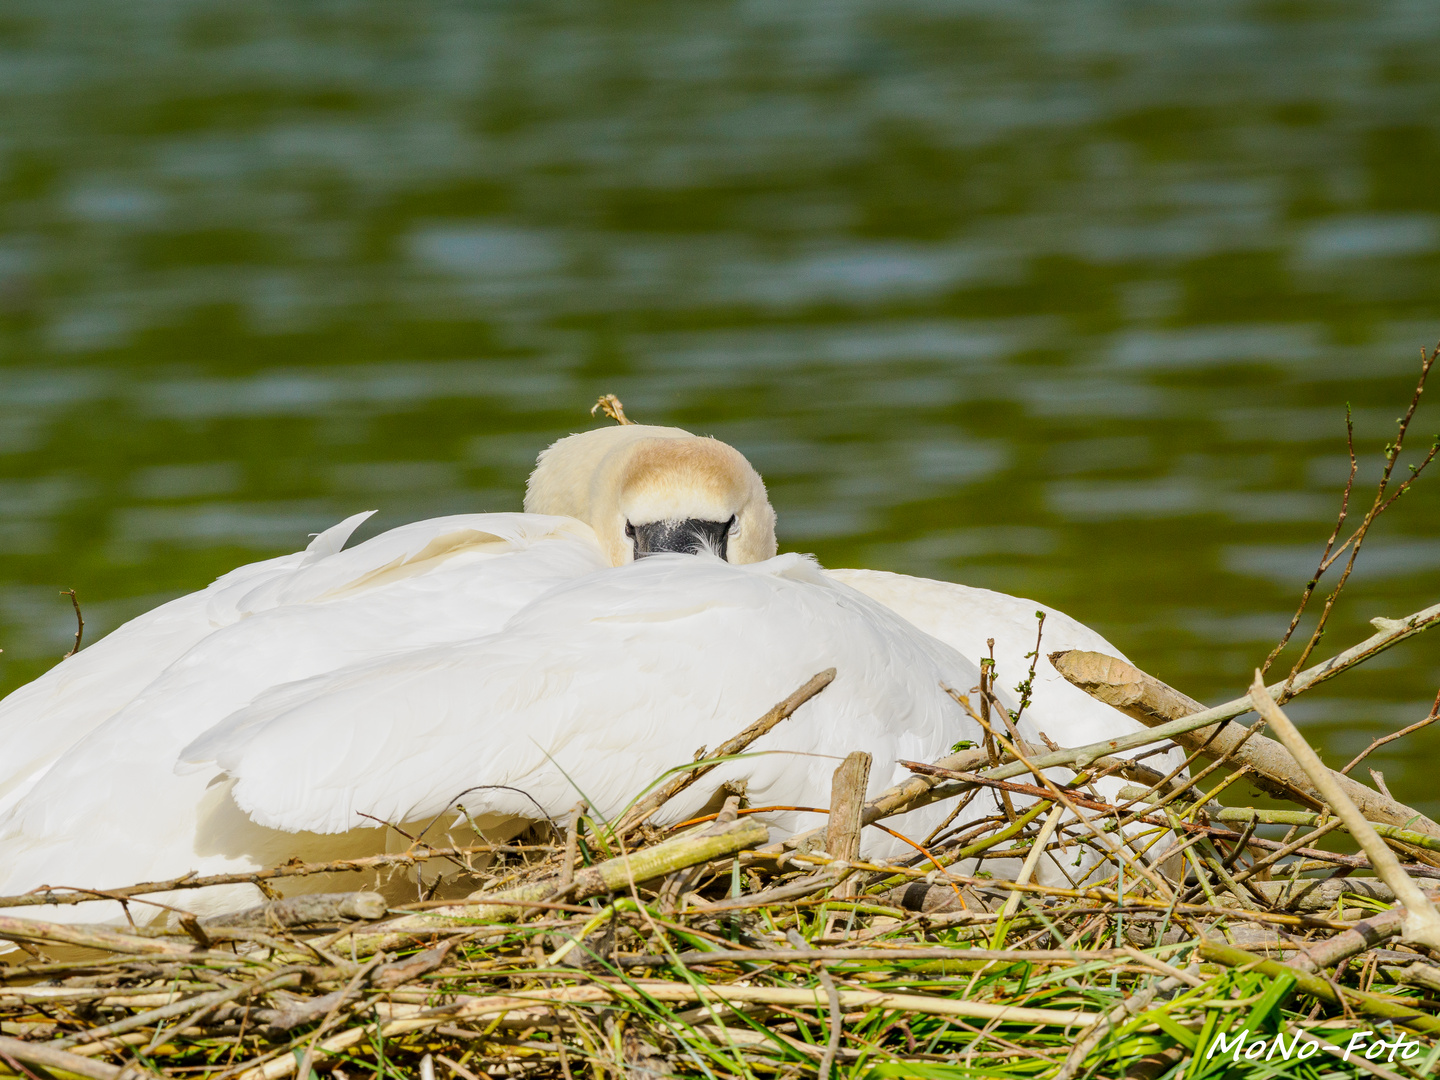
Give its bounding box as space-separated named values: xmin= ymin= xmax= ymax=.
xmin=589 ymin=393 xmax=635 ymax=425
xmin=614 ymin=668 xmax=834 ymax=835
xmin=1050 ymin=647 xmax=1440 ymax=842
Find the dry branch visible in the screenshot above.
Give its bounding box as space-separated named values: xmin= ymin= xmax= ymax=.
xmin=359 ymin=815 xmax=767 ymax=943
xmin=1251 ymin=877 xmax=1395 ymax=911
xmin=0 ymin=1034 xmax=149 ymax=1080
xmin=0 ymin=915 xmax=198 ymax=957
xmin=614 ymin=668 xmax=834 ymax=835
xmin=0 ymin=844 xmax=543 ymax=910
xmin=1051 ymin=647 xmax=1440 ymax=840
xmin=825 ymin=751 xmax=871 ymax=901
xmin=199 ymin=891 xmax=387 ymax=930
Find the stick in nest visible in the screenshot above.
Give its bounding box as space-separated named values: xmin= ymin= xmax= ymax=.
xmin=613 ymin=668 xmax=834 ymax=835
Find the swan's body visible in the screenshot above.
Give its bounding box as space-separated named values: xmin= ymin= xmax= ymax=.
xmin=0 ymin=543 xmax=990 ymax=924
xmin=181 ymin=554 xmax=976 ymax=845
xmin=0 ymin=512 xmax=604 ymax=821
xmin=0 ymin=421 xmax=1179 ymax=928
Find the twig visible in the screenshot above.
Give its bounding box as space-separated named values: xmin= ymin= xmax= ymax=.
xmin=1228 ymin=817 xmax=1345 ymax=885
xmin=991 ymin=804 xmax=1065 ymax=945
xmin=616 ymin=946 xmax=1138 ymax=967
xmin=0 ymin=1036 xmax=148 ymax=1080
xmin=1266 ymin=344 xmax=1440 ymax=688
xmin=356 ymin=816 xmax=767 ymax=942
xmin=614 ymin=668 xmax=834 ymax=835
xmin=1008 ymin=611 xmax=1046 ymax=729
xmin=786 ymin=929 xmax=842 ymax=1078
xmin=0 ymin=914 xmax=209 ymax=956
xmin=294 ymin=955 xmax=383 ymax=1080
xmin=52 ymin=971 xmax=307 ymax=1051
xmin=0 ymin=844 xmax=543 ymax=909
xmin=1289 ymin=894 xmax=1440 ymax=973
xmin=1342 ymin=689 xmax=1440 ymax=775
xmin=1262 ymin=402 xmax=1358 ymax=676
xmin=60 ymin=589 xmax=83 ymax=657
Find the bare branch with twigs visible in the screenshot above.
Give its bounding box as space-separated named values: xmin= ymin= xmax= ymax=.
xmin=1264 ymin=343 xmax=1440 ymax=687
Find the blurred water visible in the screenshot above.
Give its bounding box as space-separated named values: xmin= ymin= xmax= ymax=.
xmin=2 ymin=1 xmax=1440 ymax=809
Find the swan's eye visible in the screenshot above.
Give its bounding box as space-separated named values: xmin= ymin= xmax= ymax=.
xmin=727 ymin=515 xmax=739 ymax=535
xmin=624 ymin=521 xmax=636 ymax=539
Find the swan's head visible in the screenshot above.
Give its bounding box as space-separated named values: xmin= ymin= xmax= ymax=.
xmin=524 ymin=424 xmax=778 ymax=566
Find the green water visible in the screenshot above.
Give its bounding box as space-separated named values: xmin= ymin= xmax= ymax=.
xmin=1 ymin=3 xmax=1439 ymax=811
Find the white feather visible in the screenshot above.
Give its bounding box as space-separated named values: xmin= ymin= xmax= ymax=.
xmin=180 ymin=554 xmax=987 ymax=847
xmin=0 ymin=513 xmax=608 ymax=920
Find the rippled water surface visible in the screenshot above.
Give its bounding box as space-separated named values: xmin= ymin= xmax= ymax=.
xmin=3 ymin=2 xmax=1440 ymax=809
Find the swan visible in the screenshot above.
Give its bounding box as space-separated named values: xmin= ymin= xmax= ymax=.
xmin=523 ymin=422 xmax=1184 ymax=785
xmin=0 ymin=421 xmax=1177 ymax=928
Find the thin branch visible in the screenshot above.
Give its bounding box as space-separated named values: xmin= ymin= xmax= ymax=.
xmin=1262 ymin=404 xmax=1356 ymax=677
xmin=614 ymin=668 xmax=834 ymax=836
xmin=1341 ymin=688 xmax=1440 ymax=776
xmin=1010 ymin=611 xmax=1046 ymax=729
xmin=60 ymin=588 xmax=83 ymax=657
xmin=1266 ymin=343 xmax=1440 ymax=689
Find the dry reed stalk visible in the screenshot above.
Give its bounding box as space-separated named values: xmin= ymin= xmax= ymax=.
xmin=1051 ymin=646 xmax=1440 ymax=842
xmin=613 ymin=668 xmax=834 ymax=835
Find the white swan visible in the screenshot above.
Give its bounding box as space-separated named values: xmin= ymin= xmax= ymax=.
xmin=524 ymin=423 xmax=1183 ymax=787
xmin=0 ymin=422 xmax=1176 ymax=927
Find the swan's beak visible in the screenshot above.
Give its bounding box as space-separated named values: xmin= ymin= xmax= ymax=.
xmin=629 ymin=518 xmax=732 ymax=561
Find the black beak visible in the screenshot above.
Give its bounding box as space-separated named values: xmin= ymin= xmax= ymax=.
xmin=627 ymin=517 xmax=734 ymax=560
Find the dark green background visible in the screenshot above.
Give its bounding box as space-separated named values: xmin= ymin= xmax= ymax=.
xmin=1 ymin=2 xmax=1438 ymax=810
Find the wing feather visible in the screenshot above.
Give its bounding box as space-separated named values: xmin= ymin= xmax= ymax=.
xmin=0 ymin=513 xmax=608 ymax=900
xmin=184 ymin=555 xmax=983 ymax=848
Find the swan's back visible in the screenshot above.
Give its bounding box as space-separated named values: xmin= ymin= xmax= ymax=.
xmin=0 ymin=512 xmax=610 ymax=919
xmin=182 ymin=554 xmax=983 ymax=845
